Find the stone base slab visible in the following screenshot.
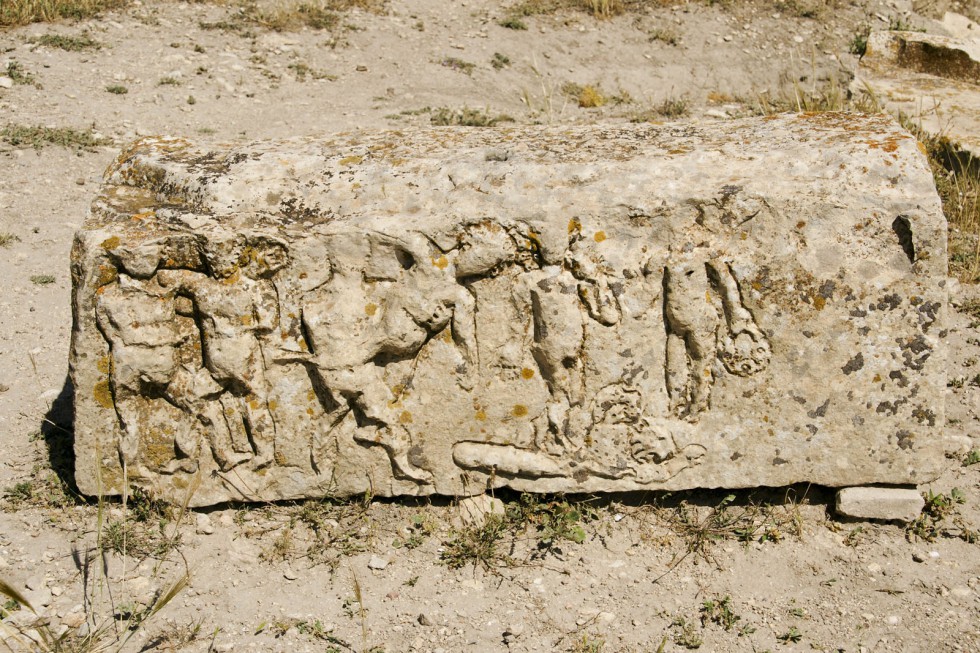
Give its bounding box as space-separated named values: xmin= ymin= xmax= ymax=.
xmin=835 ymin=486 xmax=926 ymax=522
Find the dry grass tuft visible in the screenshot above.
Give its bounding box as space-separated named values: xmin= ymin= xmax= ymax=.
xmin=430 ymin=107 xmax=514 ymax=127
xmin=0 ymin=0 xmax=129 ymax=27
xmin=906 ymin=124 xmax=980 ymax=282
xmin=562 ymin=82 xmax=607 ymax=108
xmin=201 ymin=0 xmax=386 ymax=34
xmin=1 ymin=123 xmax=110 ymax=151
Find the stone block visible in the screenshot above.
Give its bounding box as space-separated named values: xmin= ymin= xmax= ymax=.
xmin=835 ymin=486 xmax=925 ymax=522
xmin=70 ymin=114 xmax=947 ymax=506
xmin=856 ymin=29 xmax=980 ymax=158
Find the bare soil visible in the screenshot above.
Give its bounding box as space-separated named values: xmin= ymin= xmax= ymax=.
xmin=1 ymin=1 xmax=978 ymax=651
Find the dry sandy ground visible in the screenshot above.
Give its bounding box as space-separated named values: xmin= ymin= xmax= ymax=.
xmin=1 ymin=0 xmax=979 ymax=651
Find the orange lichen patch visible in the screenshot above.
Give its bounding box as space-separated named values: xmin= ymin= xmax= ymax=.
xmin=339 ymin=155 xmax=364 ymax=166
xmin=399 ymin=410 xmax=413 ymax=424
xmin=307 ymin=389 xmax=317 ymax=402
xmin=512 ymin=404 xmax=528 ymax=417
xmin=93 ymin=380 xmax=113 ymax=409
xmin=268 ymin=400 xmax=278 ymax=411
xmin=431 ymin=255 xmax=449 ymax=270
xmin=131 ymin=210 xmax=155 ymax=221
xmin=873 ymin=374 xmax=882 ymax=383
xmin=862 ymin=135 xmax=908 ymax=154
xmin=813 ymin=295 xmax=826 ymax=311
xmin=96 ymin=356 xmax=111 ymax=374
xmin=521 ymin=367 xmax=535 ymax=380
xmin=568 ymin=218 xmax=582 ymax=234
xmin=365 ymin=303 xmax=378 ymax=316
xmin=475 ymin=409 xmax=487 ymax=421
xmin=593 ymin=231 xmax=607 ymax=243
xmin=249 ymin=398 xmax=260 ymax=410
xmin=307 ymin=407 xmax=316 ymax=416
xmin=100 ymin=236 xmax=121 ymax=250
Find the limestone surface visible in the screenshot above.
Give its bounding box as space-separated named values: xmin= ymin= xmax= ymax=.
xmin=70 ymin=114 xmax=948 ymax=506
xmin=835 ymin=487 xmax=925 ymax=522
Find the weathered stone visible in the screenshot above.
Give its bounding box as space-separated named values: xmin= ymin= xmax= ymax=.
xmin=71 ymin=115 xmax=947 ymax=506
xmin=835 ymin=486 xmax=925 ymax=521
xmin=855 ymin=29 xmax=980 ymax=158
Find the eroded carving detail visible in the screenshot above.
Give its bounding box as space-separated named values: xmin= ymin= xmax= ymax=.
xmin=89 ymin=207 xmax=769 ymax=490
xmin=664 ymin=259 xmax=771 ymax=419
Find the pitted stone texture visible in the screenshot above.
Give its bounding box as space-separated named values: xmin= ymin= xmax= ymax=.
xmin=71 ymin=114 xmax=947 ymax=506
xmin=856 ymin=29 xmax=980 ymax=158
xmin=835 ymin=487 xmax=926 ymax=522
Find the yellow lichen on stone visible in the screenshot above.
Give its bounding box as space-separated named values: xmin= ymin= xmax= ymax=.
xmin=101 ymin=236 xmax=121 ymax=250
xmin=95 ymin=264 xmax=118 ymax=287
xmin=93 ymin=380 xmax=113 ymax=408
xmin=365 ymin=303 xmax=378 ymax=316
xmin=593 ymin=231 xmax=607 ymax=243
xmin=521 ymin=367 xmax=535 ymax=379
xmin=399 ymin=411 xmax=413 ymax=424
xmin=512 ymin=404 xmax=528 ymax=417
xmin=431 ymin=255 xmax=449 ymax=270
xmin=339 ymin=155 xmax=364 ymax=166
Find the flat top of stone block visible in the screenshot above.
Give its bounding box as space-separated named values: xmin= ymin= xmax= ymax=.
xmin=91 ymin=113 xmax=934 ymax=232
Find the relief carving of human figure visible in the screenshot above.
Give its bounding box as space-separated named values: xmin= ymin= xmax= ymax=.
xmin=95 ymin=276 xmax=201 ymax=478
xmin=528 ymin=229 xmax=621 ymax=454
xmin=287 ymin=231 xmax=477 ymax=483
xmin=156 ymin=233 xmax=289 ymax=470
xmin=661 ymin=192 xmax=772 ymax=419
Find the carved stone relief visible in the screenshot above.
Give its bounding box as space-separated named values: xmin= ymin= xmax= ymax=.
xmin=71 ymin=116 xmax=947 ymax=505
